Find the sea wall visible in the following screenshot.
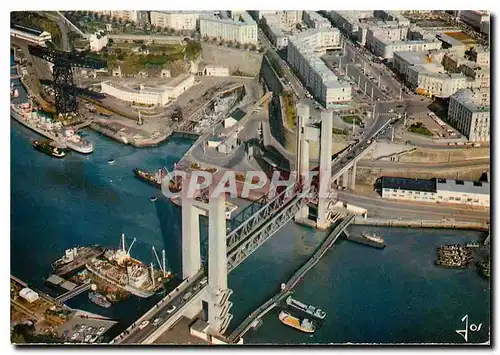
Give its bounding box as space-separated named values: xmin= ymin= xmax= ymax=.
xmin=354 ymin=217 xmax=489 ymax=231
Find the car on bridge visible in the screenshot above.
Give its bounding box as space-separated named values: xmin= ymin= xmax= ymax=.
xmin=167 ymin=305 xmax=177 ymax=314
xmin=153 ymin=318 xmax=163 ymax=327
xmin=139 ymin=320 xmax=150 ymax=330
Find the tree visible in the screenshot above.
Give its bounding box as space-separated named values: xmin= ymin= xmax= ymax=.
xmin=107 ymin=38 xmax=114 ymax=46
xmin=235 ymin=42 xmax=241 ymax=49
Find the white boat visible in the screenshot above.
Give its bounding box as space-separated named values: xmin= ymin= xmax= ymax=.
xmin=11 ymin=102 xmax=94 ymax=154
xmin=361 ymin=232 xmax=384 ymax=244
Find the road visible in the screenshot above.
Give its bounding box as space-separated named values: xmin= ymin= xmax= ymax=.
xmin=358 ymin=158 xmax=490 ymax=170
xmin=118 ymin=274 xmax=207 ymax=344
xmin=337 ymin=190 xmax=490 ymax=222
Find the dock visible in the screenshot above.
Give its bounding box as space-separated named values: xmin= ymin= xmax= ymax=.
xmin=228 ymin=214 xmax=355 ymax=343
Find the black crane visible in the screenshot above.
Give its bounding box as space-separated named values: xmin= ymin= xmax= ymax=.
xmin=28 ymin=45 xmax=107 ymax=115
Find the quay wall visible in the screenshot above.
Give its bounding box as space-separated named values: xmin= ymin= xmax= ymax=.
xmin=354 ymin=217 xmax=489 ymax=231
xmin=201 ymin=43 xmax=263 ymax=77
xmin=355 ymin=165 xmax=487 ymax=185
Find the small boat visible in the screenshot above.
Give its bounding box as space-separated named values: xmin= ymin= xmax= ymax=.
xmin=108 ymin=159 xmax=115 ymax=164
xmin=33 ymin=139 xmax=67 ymax=159
xmin=150 ymin=196 xmax=158 ymax=202
xmin=279 ymin=310 xmax=315 ymax=333
xmin=286 ymin=296 xmax=326 ymax=320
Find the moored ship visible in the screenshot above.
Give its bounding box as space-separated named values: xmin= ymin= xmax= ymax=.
xmin=52 ymin=245 xmax=105 ymax=276
xmin=88 ymin=292 xmax=112 ymax=308
xmin=278 ymin=310 xmax=315 ymax=334
xmin=134 ymin=167 xmax=182 ymax=192
xmin=33 ymin=139 xmax=67 ymax=158
xmin=85 ymin=234 xmax=171 ymax=298
xmin=285 ymin=296 xmax=326 ymax=320
xmin=11 ymin=102 xmax=94 ymax=154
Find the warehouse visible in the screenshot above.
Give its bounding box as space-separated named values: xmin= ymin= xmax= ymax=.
xmin=378 ymin=176 xmax=490 ymax=207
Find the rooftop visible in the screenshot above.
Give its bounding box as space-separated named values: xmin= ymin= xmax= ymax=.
xmin=380 ymin=176 xmax=436 ymax=193
xmin=451 ymin=88 xmax=490 ymax=113
xmin=11 ymin=23 xmax=45 ymax=36
xmin=436 ymin=178 xmax=490 ymax=195
xmin=200 ymin=11 xmax=256 ymax=26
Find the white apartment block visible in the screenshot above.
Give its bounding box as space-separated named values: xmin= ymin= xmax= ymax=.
xmin=366 ymin=24 xmax=408 ymax=51
xmin=287 ymin=28 xmax=351 ymax=108
xmin=459 ymin=10 xmax=489 ymax=30
xmin=150 ymin=11 xmax=205 ymax=31
xmin=200 ymin=11 xmax=257 ymax=45
xmin=448 ymin=88 xmax=490 ymax=142
xmin=471 ymin=46 xmax=490 ymax=67
xmin=89 ymin=31 xmax=108 ymax=52
xmin=303 ymin=11 xmax=331 ymax=29
xmin=372 ymin=36 xmax=442 ymax=60
xmin=100 ymin=74 xmax=195 ymax=106
xmin=373 ymin=10 xmax=410 ymax=27
xmin=261 ymin=14 xmax=288 ymax=49
xmin=110 ymin=11 xmax=139 ymax=23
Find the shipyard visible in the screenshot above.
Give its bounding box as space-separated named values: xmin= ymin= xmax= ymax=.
xmin=10 ymin=8 xmax=490 ymax=346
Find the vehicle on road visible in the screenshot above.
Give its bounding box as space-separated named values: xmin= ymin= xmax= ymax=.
xmin=200 ymin=279 xmax=208 ymax=286
xmin=153 ymin=318 xmax=163 ymax=326
xmin=97 ymin=327 xmax=106 ymax=335
xmin=139 ymin=321 xmax=150 ymax=330
xmin=79 ymin=325 xmax=86 ymax=332
xmin=84 ymin=335 xmax=92 ymax=342
xmin=183 ymin=292 xmax=193 ymax=301
xmin=71 ymin=333 xmax=80 ymax=341
xmin=167 ymin=305 xmax=177 ymax=314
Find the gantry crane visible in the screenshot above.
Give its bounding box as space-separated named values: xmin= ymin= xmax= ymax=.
xmin=28 ymin=45 xmax=107 ymax=115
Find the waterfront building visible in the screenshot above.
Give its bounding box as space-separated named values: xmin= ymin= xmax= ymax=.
xmin=448 ymin=88 xmax=490 ymax=142
xmin=200 ymin=11 xmax=258 ymax=45
xmin=19 ymin=288 xmax=39 ymax=303
xmin=459 ymin=10 xmax=489 ymax=30
xmin=302 ymin=11 xmax=331 ymax=30
xmin=150 ymin=11 xmax=211 ymax=31
xmin=10 ymin=23 xmax=52 ymax=46
xmin=89 ymin=31 xmax=108 ymax=52
xmin=100 ymin=74 xmax=195 ymax=106
xmin=287 ymin=28 xmax=351 ymax=107
xmin=379 ymin=176 xmax=490 ymax=207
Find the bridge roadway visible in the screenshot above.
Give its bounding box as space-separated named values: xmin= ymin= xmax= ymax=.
xmin=228 ymin=213 xmax=356 ymax=342
xmin=114 ymin=114 xmax=397 ymax=344
xmin=115 ymin=270 xmax=206 ymax=344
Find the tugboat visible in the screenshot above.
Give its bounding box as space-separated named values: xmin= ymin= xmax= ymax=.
xmin=278 ymin=310 xmax=315 ymax=333
xmin=89 ymin=292 xmax=112 ymax=308
xmin=33 ymin=139 xmax=67 ymax=158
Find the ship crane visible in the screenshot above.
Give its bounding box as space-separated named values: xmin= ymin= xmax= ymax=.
xmin=152 ymin=246 xmax=168 ymax=277
xmin=127 ymin=238 xmax=137 ymax=255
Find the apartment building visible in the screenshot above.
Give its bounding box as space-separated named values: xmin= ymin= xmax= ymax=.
xmin=200 ymin=11 xmax=257 ymax=45
xmin=459 ymin=10 xmax=489 ymax=30
xmin=448 ymin=88 xmax=490 ymax=142
xmin=287 ymin=28 xmax=351 ymax=108
xmin=150 ymin=11 xmax=208 ymax=31
xmin=303 ymin=11 xmax=331 ymax=29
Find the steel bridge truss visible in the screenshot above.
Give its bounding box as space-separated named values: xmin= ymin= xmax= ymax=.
xmin=226 ymin=182 xmax=304 ymax=253
xmin=227 ymin=187 xmax=315 ymax=273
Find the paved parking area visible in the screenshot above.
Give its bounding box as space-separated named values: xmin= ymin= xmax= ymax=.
xmin=55 ymin=311 xmax=117 ymax=344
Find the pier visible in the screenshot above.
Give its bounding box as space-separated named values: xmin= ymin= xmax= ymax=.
xmin=228 ymin=214 xmax=355 ymax=343
xmin=55 ymin=282 xmax=91 ymax=303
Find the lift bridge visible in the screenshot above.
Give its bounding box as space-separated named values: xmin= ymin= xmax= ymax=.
xmin=114 ymin=104 xmax=394 ymax=344
xmin=28 ymin=45 xmax=107 ymax=114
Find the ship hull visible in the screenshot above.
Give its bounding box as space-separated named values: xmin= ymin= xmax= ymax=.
xmin=33 ymin=141 xmax=66 ymax=158
xmin=133 ymin=169 xmax=162 ymax=189
xmin=278 ymin=311 xmax=315 ymax=334
xmin=11 ymin=108 xmax=94 ymax=154
xmin=85 ymin=262 xmax=156 ymax=299
xmin=53 ymin=246 xmax=105 ymax=276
